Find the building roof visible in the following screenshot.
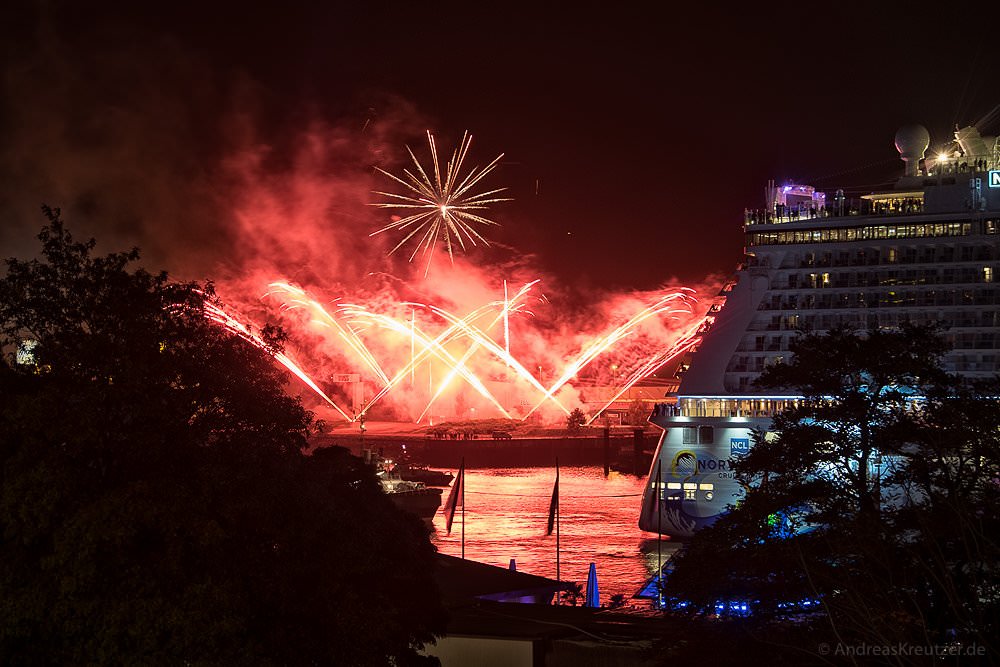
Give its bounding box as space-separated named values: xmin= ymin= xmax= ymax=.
xmin=434 ymin=553 xmax=573 ymax=605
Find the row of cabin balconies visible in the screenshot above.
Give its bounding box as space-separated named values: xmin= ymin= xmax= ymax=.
xmin=725 ymin=348 xmax=1000 ymax=376
xmin=757 ymin=291 xmax=999 ymax=312
xmin=770 ymin=266 xmax=1000 ymax=290
xmin=791 ymin=246 xmax=997 ymax=268
xmin=735 ymin=324 xmax=1000 ymax=357
xmin=745 ymin=242 xmax=999 ymax=270
xmin=747 ymin=307 xmax=1000 ymax=332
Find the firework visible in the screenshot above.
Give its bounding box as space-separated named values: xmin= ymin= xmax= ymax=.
xmin=521 ymin=290 xmax=697 ymax=420
xmin=371 ymin=131 xmax=511 ymax=275
xmin=338 ymin=302 xmax=513 ymax=418
xmin=208 ymin=280 xmax=708 ymax=426
xmin=203 ymin=301 xmax=354 ymax=422
xmin=584 ymin=321 xmax=703 ymax=425
xmin=266 ymin=282 xmax=391 ymax=386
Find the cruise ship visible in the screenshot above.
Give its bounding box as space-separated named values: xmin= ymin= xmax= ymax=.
xmin=639 ymin=123 xmax=1000 ymax=537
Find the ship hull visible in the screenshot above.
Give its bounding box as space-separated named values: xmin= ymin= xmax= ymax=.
xmin=387 ymin=487 xmax=443 ymax=519
xmin=638 ymin=413 xmax=768 ymax=538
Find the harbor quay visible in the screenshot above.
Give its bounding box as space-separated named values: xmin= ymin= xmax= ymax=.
xmin=312 ymin=422 xmax=659 ymax=469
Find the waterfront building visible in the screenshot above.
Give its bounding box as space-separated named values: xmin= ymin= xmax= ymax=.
xmin=640 ymin=123 xmax=1000 ymax=537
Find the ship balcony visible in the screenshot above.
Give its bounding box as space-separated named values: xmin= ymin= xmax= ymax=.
xmin=745 ymin=197 xmax=926 ymax=226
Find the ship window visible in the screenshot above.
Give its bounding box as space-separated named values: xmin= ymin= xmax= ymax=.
xmin=682 ymin=427 xmax=697 ymax=444
xmin=698 ymin=483 xmax=715 ymax=490
xmin=667 ymin=482 xmax=682 ymax=490
xmin=984 ymin=267 xmax=993 ymax=283
xmin=698 ymin=426 xmax=714 ymax=444
xmin=684 ymin=489 xmax=697 ymax=500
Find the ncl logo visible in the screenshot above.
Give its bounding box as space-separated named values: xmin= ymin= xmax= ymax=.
xmin=730 ymin=438 xmax=750 ymax=456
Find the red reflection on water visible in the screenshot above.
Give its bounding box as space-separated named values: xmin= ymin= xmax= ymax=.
xmin=430 ymin=466 xmax=674 ymax=605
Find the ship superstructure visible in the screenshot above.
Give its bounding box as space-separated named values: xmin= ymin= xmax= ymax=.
xmin=640 ymin=123 xmax=1000 ymax=537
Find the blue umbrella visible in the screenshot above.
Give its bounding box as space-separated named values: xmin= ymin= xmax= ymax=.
xmin=509 ymin=558 xmax=517 ymax=571
xmin=585 ymin=562 xmax=599 ymax=608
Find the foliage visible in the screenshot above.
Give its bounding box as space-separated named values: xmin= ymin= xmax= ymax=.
xmin=0 ymin=209 xmax=445 ymax=665
xmin=665 ymin=325 xmax=998 ymax=656
xmin=625 ymin=400 xmax=649 ymax=427
xmin=560 ymin=581 xmax=584 ymax=606
xmin=566 ymin=407 xmax=587 ymax=432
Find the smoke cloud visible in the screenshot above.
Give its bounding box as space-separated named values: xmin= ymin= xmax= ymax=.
xmin=0 ymin=12 xmax=720 ymax=424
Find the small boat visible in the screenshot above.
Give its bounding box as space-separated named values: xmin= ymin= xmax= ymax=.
xmin=393 ymin=462 xmax=454 ymax=487
xmin=379 ymin=474 xmax=443 ymax=519
xmin=363 ymin=448 xmax=443 ymax=519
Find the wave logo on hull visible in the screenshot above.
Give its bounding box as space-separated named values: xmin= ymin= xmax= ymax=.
xmin=658 ymin=448 xmax=727 ymax=536
xmin=671 ymin=450 xmax=698 ymax=478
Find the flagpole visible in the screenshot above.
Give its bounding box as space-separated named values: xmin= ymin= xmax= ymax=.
xmin=461 ymin=456 xmax=466 ymax=560
xmin=556 ymin=457 xmax=560 ymax=605
xmin=444 ymin=458 xmax=465 ymax=556
xmin=544 ymin=458 xmax=560 ymax=605
xmin=656 ymin=459 xmax=662 ymax=608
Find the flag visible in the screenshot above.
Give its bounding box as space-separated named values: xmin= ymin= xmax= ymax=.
xmin=444 ymin=459 xmax=465 ymax=534
xmin=545 ymin=465 xmax=559 ymax=536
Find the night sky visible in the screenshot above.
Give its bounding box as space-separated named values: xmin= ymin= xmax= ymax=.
xmin=2 ymin=1 xmax=997 ymax=290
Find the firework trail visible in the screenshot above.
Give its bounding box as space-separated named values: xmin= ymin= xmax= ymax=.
xmin=208 ymin=279 xmax=710 ymax=425
xmin=426 ymin=301 xmax=568 ymax=414
xmin=338 ymin=302 xmax=512 ymax=418
xmin=521 ymin=289 xmax=697 ymax=420
xmin=584 ymin=320 xmax=704 ymax=425
xmin=203 ymin=301 xmax=354 ymax=422
xmin=328 ymin=298 xmax=505 ymax=413
xmin=371 ymin=131 xmax=511 ymax=276
xmin=414 ymin=280 xmax=558 ymax=421
xmin=266 ymin=282 xmax=391 ymax=386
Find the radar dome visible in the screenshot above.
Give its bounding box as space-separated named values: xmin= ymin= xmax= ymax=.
xmin=895 ymin=124 xmax=929 ymax=176
xmin=894 ymin=124 xmax=930 ymax=158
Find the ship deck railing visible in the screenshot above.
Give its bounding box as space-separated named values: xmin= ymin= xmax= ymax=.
xmin=745 ymin=202 xmax=928 ymax=226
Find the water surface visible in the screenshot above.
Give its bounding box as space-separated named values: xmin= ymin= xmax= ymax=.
xmin=429 ymin=466 xmax=681 ymax=605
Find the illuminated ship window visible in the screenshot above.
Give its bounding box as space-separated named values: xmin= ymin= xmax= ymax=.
xmin=667 ymin=482 xmax=682 ymax=490
xmin=985 ymin=267 xmax=993 ymax=283
xmin=698 ymin=483 xmax=715 ymax=490
xmin=684 ymin=489 xmax=697 ymax=500
xmin=749 ymin=222 xmax=972 ymax=246
xmin=683 ymin=483 xmax=697 ymax=490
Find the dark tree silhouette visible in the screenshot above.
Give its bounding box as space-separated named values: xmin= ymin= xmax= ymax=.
xmin=664 ymin=326 xmax=998 ymax=659
xmin=566 ymin=407 xmax=586 ymax=432
xmin=0 ymin=208 xmax=445 ymax=664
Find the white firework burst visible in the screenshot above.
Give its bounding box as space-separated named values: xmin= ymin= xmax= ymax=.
xmin=371 ymin=131 xmax=510 ymax=275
